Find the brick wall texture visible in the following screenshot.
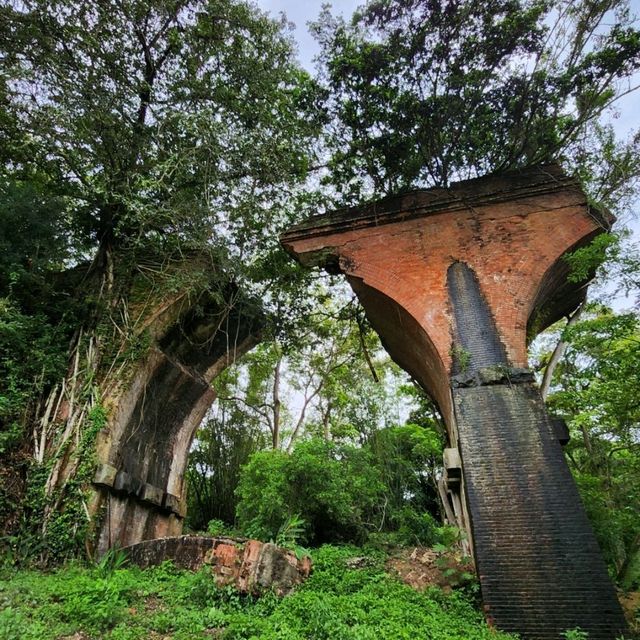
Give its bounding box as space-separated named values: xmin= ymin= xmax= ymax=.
xmin=282 ymin=165 xmax=628 ymax=639
xmin=282 ymin=166 xmax=604 ymax=413
xmin=455 ymin=382 xmax=626 ymax=639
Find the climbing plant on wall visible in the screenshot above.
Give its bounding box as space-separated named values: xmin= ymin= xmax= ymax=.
xmin=0 ymin=0 xmax=321 ymax=559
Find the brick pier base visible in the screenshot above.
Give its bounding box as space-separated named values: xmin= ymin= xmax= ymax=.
xmin=282 ymin=164 xmax=628 ymax=639
xmin=455 ymin=377 xmax=624 ymax=638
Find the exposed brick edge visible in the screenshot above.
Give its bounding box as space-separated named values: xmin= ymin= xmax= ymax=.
xmin=282 ymin=164 xmax=611 ymax=243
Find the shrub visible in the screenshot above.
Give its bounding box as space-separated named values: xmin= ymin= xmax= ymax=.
xmin=235 ymin=449 xmax=291 ymax=541
xmin=396 ymin=506 xmax=440 ymax=546
xmin=207 ymin=519 xmax=231 ymax=537
xmin=235 ymin=439 xmax=386 ymax=544
xmin=0 ymin=546 xmax=515 ymax=640
xmin=0 ymin=607 xmax=24 ymax=640
xmin=59 ymin=578 xmax=127 ymax=632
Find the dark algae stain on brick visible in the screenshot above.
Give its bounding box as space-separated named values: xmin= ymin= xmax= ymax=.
xmin=447 ymin=261 xmax=508 ymax=374
xmin=454 ymin=382 xmax=627 ymax=639
xmin=282 ymin=164 xmax=628 ymax=639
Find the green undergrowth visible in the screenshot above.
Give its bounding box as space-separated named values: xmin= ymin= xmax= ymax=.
xmin=0 ymin=545 xmax=515 ymax=640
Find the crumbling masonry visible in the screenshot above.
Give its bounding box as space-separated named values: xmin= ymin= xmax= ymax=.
xmin=281 ymin=164 xmax=628 ymax=640
xmin=90 ymin=287 xmax=262 ymax=553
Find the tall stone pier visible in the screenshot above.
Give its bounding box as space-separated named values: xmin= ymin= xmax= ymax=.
xmin=281 ymin=165 xmax=627 ymax=639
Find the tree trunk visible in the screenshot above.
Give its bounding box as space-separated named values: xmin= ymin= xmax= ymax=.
xmin=322 ymin=402 xmax=332 ymax=441
xmin=540 ymin=302 xmax=584 ymax=400
xmin=272 ymin=353 xmax=282 ymax=449
xmin=617 ymin=533 xmax=640 ymax=585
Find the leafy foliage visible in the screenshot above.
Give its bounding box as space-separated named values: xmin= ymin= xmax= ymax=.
xmin=0 ymin=0 xmax=321 ymax=268
xmin=235 ymin=439 xmax=385 ymax=544
xmin=0 ymin=177 xmax=75 ymax=457
xmin=0 ymin=546 xmax=517 ymax=640
xmin=313 ymin=0 xmax=640 ymax=202
xmin=186 ymin=408 xmax=267 ymax=531
xmin=366 ymin=421 xmax=444 ymax=543
xmin=0 ymin=301 xmax=66 ymax=454
xmin=234 ymin=431 xmax=446 ymax=547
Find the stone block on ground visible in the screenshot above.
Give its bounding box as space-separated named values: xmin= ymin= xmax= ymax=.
xmin=121 ymin=535 xmax=311 ymax=596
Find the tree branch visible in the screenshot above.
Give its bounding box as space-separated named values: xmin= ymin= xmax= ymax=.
xmin=541 ymin=302 xmax=585 ymax=401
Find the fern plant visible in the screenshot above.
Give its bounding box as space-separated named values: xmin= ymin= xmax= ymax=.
xmin=95 ymin=545 xmax=128 ymax=579
xmin=274 ymin=514 xmax=310 ymax=560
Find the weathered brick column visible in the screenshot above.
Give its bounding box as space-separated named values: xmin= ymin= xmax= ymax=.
xmin=90 ymin=292 xmax=262 ymax=554
xmin=281 ymin=165 xmax=627 ymax=639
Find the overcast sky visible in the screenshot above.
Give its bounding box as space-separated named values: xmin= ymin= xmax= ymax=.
xmin=256 ymin=0 xmax=361 ymax=70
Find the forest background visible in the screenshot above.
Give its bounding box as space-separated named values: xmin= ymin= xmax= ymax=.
xmin=0 ymin=0 xmax=639 ymax=614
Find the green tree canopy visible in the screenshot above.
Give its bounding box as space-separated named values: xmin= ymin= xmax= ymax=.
xmin=0 ymin=0 xmax=321 ymax=287
xmin=313 ymin=0 xmax=640 ymax=202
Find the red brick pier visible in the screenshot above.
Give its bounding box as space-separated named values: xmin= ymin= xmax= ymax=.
xmin=281 ymin=165 xmax=627 ymax=639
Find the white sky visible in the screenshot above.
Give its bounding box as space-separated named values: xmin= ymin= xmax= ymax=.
xmin=257 ymin=1 xmax=361 ymax=70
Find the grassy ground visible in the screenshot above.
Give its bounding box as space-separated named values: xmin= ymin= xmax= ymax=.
xmin=0 ymin=545 xmax=516 ymax=640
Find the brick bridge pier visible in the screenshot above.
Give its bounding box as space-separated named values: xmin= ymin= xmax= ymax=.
xmin=281 ymin=165 xmax=627 ymax=639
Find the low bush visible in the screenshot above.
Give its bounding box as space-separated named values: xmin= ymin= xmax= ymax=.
xmin=0 ymin=545 xmax=516 ymax=640
xmin=235 ymin=439 xmax=386 ymax=544
xmin=234 ymin=433 xmax=446 ymax=547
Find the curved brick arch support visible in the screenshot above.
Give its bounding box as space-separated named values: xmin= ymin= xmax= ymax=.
xmin=345 ymin=274 xmax=454 ymax=428
xmin=282 ymin=164 xmax=627 ymax=639
xmin=526 ymin=228 xmax=604 ymax=340
xmin=91 ymin=292 xmax=263 ymax=554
